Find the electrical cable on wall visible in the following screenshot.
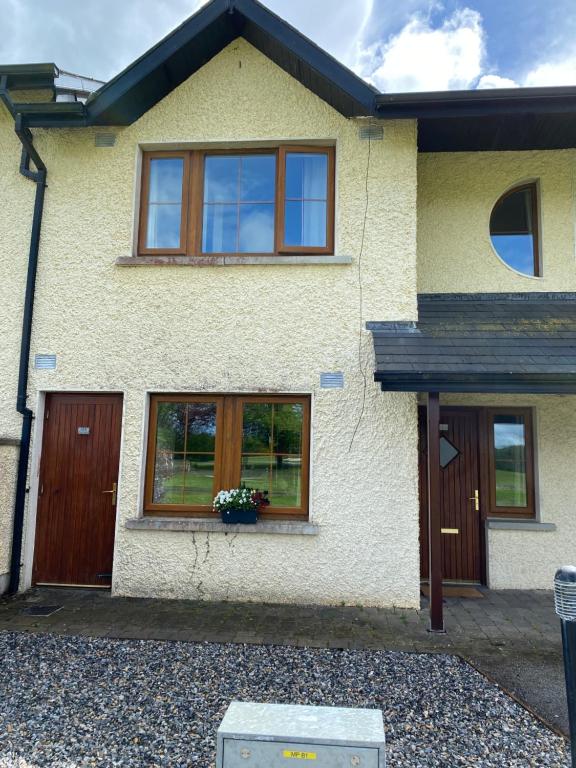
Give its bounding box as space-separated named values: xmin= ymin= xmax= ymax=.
xmin=349 ymin=127 xmax=372 ymax=451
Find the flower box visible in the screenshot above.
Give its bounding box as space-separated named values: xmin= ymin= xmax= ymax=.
xmin=219 ymin=507 xmax=258 ymax=525
xmin=213 ymin=488 xmax=269 ymax=525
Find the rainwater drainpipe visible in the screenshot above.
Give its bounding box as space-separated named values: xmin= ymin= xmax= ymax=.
xmin=0 ymin=77 xmax=47 ymax=594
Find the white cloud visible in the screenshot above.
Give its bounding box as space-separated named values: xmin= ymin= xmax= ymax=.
xmin=366 ymin=8 xmax=485 ymax=92
xmin=523 ymin=56 xmax=576 ymax=87
xmin=477 ymin=74 xmax=518 ymax=89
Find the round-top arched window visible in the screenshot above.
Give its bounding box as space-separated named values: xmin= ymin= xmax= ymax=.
xmin=489 ymin=182 xmax=540 ymax=277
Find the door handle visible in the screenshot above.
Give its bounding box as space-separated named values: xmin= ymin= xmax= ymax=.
xmin=469 ymin=489 xmax=479 ymax=511
xmin=102 ymin=482 xmax=117 ymax=506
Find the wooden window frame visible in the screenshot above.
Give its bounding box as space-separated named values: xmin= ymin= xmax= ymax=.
xmin=489 ymin=182 xmax=541 ymax=277
xmin=138 ymin=152 xmax=191 ymax=255
xmin=277 ymin=146 xmax=335 ymax=255
xmin=138 ymin=147 xmax=335 ymax=258
xmin=144 ymin=393 xmax=311 ymax=520
xmin=485 ymin=407 xmax=535 ymax=519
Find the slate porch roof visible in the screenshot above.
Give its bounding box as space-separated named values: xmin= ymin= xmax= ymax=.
xmin=369 ymin=293 xmax=576 ymax=394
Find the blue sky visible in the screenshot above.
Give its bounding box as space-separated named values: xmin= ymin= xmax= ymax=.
xmin=2 ymin=0 xmax=576 ymax=91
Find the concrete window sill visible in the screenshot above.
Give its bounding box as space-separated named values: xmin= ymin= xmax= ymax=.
xmin=116 ymin=254 xmax=352 ymax=267
xmin=486 ymin=519 xmax=556 ymax=532
xmin=125 ymin=517 xmax=320 ymax=535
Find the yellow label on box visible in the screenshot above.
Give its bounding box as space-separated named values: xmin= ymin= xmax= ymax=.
xmin=283 ymin=750 xmax=317 ymax=760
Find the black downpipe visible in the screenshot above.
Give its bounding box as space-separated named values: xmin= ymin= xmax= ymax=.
xmin=0 ymin=81 xmax=47 ymax=594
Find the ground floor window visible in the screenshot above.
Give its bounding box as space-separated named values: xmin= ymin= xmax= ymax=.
xmin=144 ymin=394 xmax=310 ymax=519
xmin=487 ymin=408 xmax=535 ymax=519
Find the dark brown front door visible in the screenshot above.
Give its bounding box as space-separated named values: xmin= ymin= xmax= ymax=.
xmin=33 ymin=393 xmax=123 ymax=587
xmin=419 ymin=407 xmax=484 ymax=583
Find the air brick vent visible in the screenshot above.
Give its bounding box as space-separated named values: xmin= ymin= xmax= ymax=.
xmin=94 ymin=132 xmax=116 ymax=147
xmin=320 ymin=372 xmax=344 ymax=389
xmin=34 ymin=354 xmax=57 ymax=370
xmin=358 ymin=123 xmax=384 ymax=141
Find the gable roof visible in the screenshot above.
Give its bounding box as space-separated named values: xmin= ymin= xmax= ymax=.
xmin=4 ymin=1 xmax=576 ymax=152
xmin=12 ymin=0 xmax=376 ymax=128
xmin=370 ymin=293 xmax=576 ymax=394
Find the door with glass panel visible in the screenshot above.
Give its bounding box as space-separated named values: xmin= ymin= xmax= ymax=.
xmin=419 ymin=406 xmax=535 ymax=583
xmin=419 ymin=409 xmax=483 ymax=582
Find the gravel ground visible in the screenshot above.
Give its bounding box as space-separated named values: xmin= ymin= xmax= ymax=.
xmin=0 ymin=632 xmax=569 ymax=768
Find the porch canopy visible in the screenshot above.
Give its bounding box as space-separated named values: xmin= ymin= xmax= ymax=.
xmin=370 ymin=292 xmax=576 ymax=395
xmin=369 ymin=292 xmax=576 ymax=632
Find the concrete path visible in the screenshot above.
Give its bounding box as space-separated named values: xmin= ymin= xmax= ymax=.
xmin=0 ymin=587 xmax=568 ymax=738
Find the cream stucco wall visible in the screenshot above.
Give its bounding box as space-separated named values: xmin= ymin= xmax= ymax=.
xmin=1 ymin=40 xmax=421 ymax=606
xmin=0 ymin=445 xmax=18 ymax=591
xmin=0 ymin=106 xmax=31 ymax=438
xmin=441 ymin=394 xmax=576 ymax=590
xmin=417 ymin=150 xmax=576 ymax=293
xmin=0 ymin=104 xmax=35 ymax=593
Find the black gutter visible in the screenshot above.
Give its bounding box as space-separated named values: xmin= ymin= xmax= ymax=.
xmin=375 ymin=85 xmax=576 ymax=119
xmin=0 ymin=79 xmax=47 ymax=594
xmin=374 ymin=371 xmax=576 ymax=394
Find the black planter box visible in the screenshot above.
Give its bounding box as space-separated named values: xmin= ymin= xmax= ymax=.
xmin=220 ymin=508 xmax=258 ymax=525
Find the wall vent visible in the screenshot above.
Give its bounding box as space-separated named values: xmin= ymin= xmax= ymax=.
xmin=358 ymin=123 xmax=384 ymax=141
xmin=95 ymin=132 xmax=116 ymax=147
xmin=34 ymin=354 xmax=57 ymax=370
xmin=320 ymin=372 xmax=344 ymax=389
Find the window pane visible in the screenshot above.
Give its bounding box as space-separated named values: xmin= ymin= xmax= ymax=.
xmin=182 ymin=454 xmax=215 ymax=505
xmin=240 ymin=401 xmax=305 ymax=509
xmin=186 ymin=403 xmax=217 ymax=452
xmin=284 ymin=200 xmax=327 ymax=247
xmin=153 ymin=459 xmax=186 ymax=505
xmin=149 ymin=158 xmax=184 ymax=203
xmin=240 ymin=455 xmax=302 ymax=508
xmin=274 ymin=403 xmax=303 ymax=454
xmin=156 ymin=402 xmax=186 ymax=452
xmin=240 ymin=155 xmax=276 ymax=201
xmin=203 ymin=154 xmax=276 ymax=254
xmin=242 ymin=403 xmax=272 ymax=453
xmin=202 ymin=204 xmax=237 ymax=253
xmin=146 ymin=203 xmax=182 ymax=249
xmin=153 ymin=400 xmax=217 ymax=508
xmin=286 ymin=153 xmax=327 ymax=199
xmin=204 ymin=157 xmax=239 ymax=202
xmin=239 ymin=204 xmax=274 ymax=252
xmin=490 ymin=235 xmax=535 ymax=276
xmin=490 ymin=186 xmax=537 ymax=276
xmin=493 ymin=415 xmax=528 ymax=507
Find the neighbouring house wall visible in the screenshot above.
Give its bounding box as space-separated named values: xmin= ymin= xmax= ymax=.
xmin=441 ymin=394 xmax=576 ymax=591
xmin=7 ymin=40 xmax=420 ymax=606
xmin=417 ymin=150 xmax=576 ymax=293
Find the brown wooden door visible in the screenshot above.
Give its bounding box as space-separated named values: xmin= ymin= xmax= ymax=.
xmin=419 ymin=407 xmax=483 ymax=583
xmin=33 ymin=393 xmax=123 ymax=587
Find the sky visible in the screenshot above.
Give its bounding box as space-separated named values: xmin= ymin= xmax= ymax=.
xmin=2 ymin=0 xmax=576 ymax=92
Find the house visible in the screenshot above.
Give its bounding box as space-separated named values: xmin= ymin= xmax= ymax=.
xmin=2 ymin=0 xmax=576 ymax=629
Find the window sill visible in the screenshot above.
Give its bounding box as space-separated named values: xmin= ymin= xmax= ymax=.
xmin=116 ymin=254 xmax=352 ymax=267
xmin=125 ymin=517 xmax=320 ymax=535
xmin=486 ymin=519 xmax=556 ymax=532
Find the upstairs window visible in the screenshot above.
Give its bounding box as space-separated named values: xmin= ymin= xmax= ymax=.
xmin=139 ymin=147 xmax=335 ymax=257
xmin=489 ymin=182 xmax=540 ymax=277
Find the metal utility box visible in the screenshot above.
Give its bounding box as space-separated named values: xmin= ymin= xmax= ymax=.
xmin=216 ymin=702 xmax=386 ymax=768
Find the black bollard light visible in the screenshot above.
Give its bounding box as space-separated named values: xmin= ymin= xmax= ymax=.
xmin=554 ymin=566 xmax=576 ymax=767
